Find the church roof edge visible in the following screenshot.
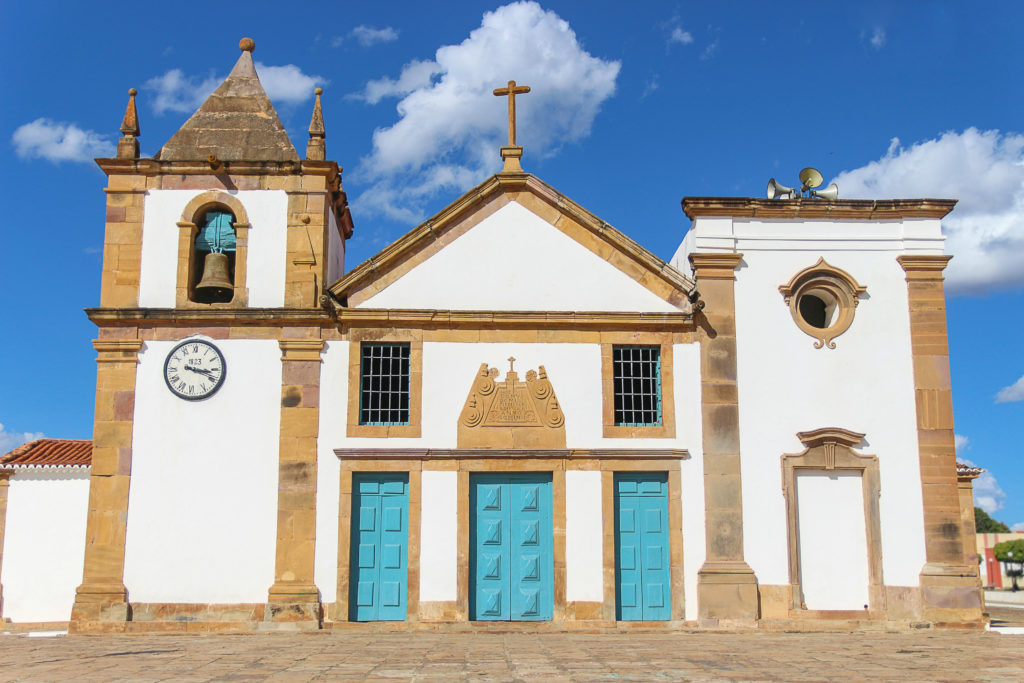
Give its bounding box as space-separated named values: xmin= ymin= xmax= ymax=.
xmin=1 ymin=439 xmax=92 ymax=468
xmin=682 ymin=197 xmax=957 ymax=221
xmin=327 ymin=172 xmax=696 ymax=305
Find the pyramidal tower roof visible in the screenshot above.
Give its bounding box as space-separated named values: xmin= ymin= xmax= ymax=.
xmin=156 ymin=38 xmax=299 ymax=162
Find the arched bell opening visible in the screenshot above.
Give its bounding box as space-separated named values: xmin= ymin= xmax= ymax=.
xmin=190 ymin=208 xmax=237 ymax=304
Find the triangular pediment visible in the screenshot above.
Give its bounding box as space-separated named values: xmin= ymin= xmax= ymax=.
xmin=328 ymin=174 xmax=694 ymax=313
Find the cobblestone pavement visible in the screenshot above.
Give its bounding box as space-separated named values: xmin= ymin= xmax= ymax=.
xmin=1 ymin=631 xmax=1022 ymax=682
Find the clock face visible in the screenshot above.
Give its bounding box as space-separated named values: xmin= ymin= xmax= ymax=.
xmin=163 ymin=340 xmax=226 ymax=401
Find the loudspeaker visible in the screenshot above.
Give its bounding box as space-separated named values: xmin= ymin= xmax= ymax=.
xmin=767 ymin=178 xmax=796 ymax=200
xmin=810 ymin=183 xmax=839 ymax=200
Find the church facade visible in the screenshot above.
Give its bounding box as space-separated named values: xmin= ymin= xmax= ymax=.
xmin=26 ymin=39 xmax=984 ymax=632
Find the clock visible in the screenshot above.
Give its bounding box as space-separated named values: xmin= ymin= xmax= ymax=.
xmin=163 ymin=339 xmax=227 ymax=401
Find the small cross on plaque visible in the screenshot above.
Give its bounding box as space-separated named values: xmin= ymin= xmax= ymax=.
xmin=507 ymin=356 xmax=516 ymax=373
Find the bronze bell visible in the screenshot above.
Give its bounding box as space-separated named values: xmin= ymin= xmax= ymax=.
xmin=195 ymin=252 xmax=233 ymax=294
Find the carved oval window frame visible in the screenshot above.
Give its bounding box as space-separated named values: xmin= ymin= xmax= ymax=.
xmin=779 ymin=258 xmax=866 ymax=349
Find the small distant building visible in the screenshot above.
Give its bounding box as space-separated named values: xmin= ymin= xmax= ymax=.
xmin=978 ymin=531 xmax=1024 ymax=589
xmin=0 ymin=439 xmax=91 ymax=626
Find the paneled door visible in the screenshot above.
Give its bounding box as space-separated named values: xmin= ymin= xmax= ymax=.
xmin=350 ymin=473 xmax=409 ymax=621
xmin=470 ymin=473 xmax=553 ymax=621
xmin=615 ymin=472 xmax=671 ymax=621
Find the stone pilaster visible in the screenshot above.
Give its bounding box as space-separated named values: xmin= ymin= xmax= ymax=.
xmin=99 ymin=182 xmax=146 ymax=308
xmin=70 ymin=339 xmax=143 ymax=633
xmin=897 ymin=255 xmax=983 ymax=624
xmin=285 ymin=184 xmax=327 ymax=308
xmin=265 ymin=335 xmax=324 ymax=629
xmin=689 ymin=253 xmax=758 ymax=623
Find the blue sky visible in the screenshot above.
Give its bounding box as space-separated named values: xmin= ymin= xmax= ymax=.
xmin=1 ymin=1 xmax=1021 ymax=528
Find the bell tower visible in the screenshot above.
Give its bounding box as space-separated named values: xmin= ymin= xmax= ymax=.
xmin=72 ymin=38 xmax=352 ymax=633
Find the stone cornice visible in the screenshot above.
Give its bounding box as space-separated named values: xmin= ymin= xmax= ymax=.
xmin=796 ymin=427 xmax=866 ymax=449
xmin=86 ymin=308 xmax=333 ymax=325
xmin=897 ymin=254 xmax=953 ymax=280
xmin=86 ymin=307 xmax=693 ymax=329
xmin=689 ymin=252 xmax=744 ymax=280
xmin=337 ymin=309 xmax=693 ymax=328
xmin=682 ymin=197 xmax=957 ymax=220
xmin=334 ymin=448 xmax=689 ymax=460
xmin=95 ymin=158 xmax=341 ymax=178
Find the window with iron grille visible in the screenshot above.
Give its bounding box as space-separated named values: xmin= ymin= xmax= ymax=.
xmin=612 ymin=345 xmax=662 ymax=426
xmin=359 ymin=343 xmax=411 ymax=425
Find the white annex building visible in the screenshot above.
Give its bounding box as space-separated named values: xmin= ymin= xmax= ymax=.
xmin=0 ymin=39 xmax=985 ymax=632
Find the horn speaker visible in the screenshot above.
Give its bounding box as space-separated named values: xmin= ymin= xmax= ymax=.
xmin=767 ymin=178 xmax=796 ymax=200
xmin=810 ymin=183 xmax=839 ymax=200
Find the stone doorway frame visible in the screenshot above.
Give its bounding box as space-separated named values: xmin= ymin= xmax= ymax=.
xmin=781 ymin=428 xmax=886 ymax=618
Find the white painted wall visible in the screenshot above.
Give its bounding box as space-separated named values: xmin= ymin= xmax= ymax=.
xmin=123 ymin=337 xmax=281 ymax=603
xmin=137 ymin=189 xmax=288 ymax=308
xmin=326 ymin=210 xmax=345 ymax=287
xmin=419 ymin=470 xmax=458 ymax=601
xmin=316 ymin=340 xmax=705 ymax=618
xmin=565 ymin=470 xmax=603 ymax=602
xmin=676 ymin=342 xmax=706 ymax=622
xmin=675 ymin=216 xmax=936 ymax=595
xmin=361 ymin=201 xmax=680 ymax=312
xmin=796 ymin=471 xmax=870 ymax=610
xmin=1 ymin=467 xmax=90 ymax=623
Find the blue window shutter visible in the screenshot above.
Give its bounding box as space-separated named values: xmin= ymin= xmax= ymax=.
xmin=194 ymin=212 xmax=236 ymax=253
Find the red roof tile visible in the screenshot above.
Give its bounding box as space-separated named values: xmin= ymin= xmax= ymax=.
xmin=1 ymin=439 xmax=92 ymax=467
xmin=956 ymin=460 xmax=984 ymax=480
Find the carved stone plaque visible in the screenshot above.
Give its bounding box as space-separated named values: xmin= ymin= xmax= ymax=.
xmin=458 ymin=358 xmax=566 ymax=449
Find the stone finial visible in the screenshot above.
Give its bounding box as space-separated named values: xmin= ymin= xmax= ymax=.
xmin=240 ymin=37 xmax=255 ymax=52
xmin=306 ymin=87 xmax=326 ymax=161
xmin=116 ymin=87 xmax=140 ymax=159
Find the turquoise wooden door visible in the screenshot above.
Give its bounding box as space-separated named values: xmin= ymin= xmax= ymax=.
xmin=615 ymin=473 xmax=671 ymax=621
xmin=470 ymin=473 xmax=553 ymax=621
xmin=350 ymin=473 xmax=409 ymax=621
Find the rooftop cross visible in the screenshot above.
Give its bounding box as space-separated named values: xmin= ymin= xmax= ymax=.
xmin=493 ymin=80 xmax=530 ymax=147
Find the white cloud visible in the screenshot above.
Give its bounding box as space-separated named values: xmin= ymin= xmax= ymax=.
xmin=669 ymin=27 xmax=693 ymax=45
xmin=832 ymin=128 xmax=1024 ymax=294
xmin=641 ymin=75 xmax=660 ymax=99
xmin=1013 ymin=522 xmax=1024 ymax=532
xmin=961 ymin=458 xmax=1006 ymax=515
xmin=255 ymin=63 xmax=324 ymax=103
xmin=146 ymin=62 xmax=323 ymax=115
xmin=350 ymin=25 xmax=399 ymax=47
xmin=11 ymin=119 xmax=114 ymax=162
xmin=146 ymin=69 xmax=221 ymax=114
xmin=869 ymin=27 xmax=886 ymax=50
xmin=357 ymin=60 xmax=442 ymax=105
xmin=0 ymin=423 xmax=43 ymax=455
xmin=701 ymin=38 xmax=720 ymax=60
xmin=955 ymin=433 xmax=969 ymax=453
xmin=353 ymin=1 xmax=620 ymax=221
xmin=330 ymin=36 xmax=345 ymax=48
xmin=996 ymin=373 xmax=1024 ymax=403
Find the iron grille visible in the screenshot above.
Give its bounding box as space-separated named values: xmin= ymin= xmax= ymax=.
xmin=612 ymin=345 xmax=662 ymax=426
xmin=359 ymin=343 xmax=411 ymax=425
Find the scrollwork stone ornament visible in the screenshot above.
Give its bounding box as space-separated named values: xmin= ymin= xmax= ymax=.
xmin=457 ymin=358 xmax=566 ymax=448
